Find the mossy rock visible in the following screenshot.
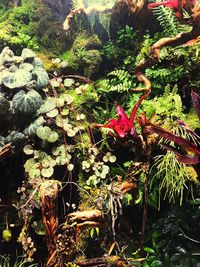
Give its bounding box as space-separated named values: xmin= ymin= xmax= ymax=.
xmin=61 ymin=33 xmax=102 ymax=77
xmin=36 ymin=52 xmax=59 ymax=72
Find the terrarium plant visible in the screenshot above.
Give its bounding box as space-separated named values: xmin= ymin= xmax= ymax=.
xmin=0 ymin=46 xmax=49 ymax=154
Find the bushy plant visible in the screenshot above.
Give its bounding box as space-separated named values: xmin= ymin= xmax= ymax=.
xmin=0 ymin=46 xmax=49 ymax=150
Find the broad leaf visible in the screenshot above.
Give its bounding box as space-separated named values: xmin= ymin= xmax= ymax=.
xmin=3 ymin=69 xmax=32 ymax=89
xmin=21 ymin=48 xmax=36 ymax=59
xmin=12 ymin=90 xmax=43 ymax=115
xmin=33 ymin=67 xmax=49 ymax=89
xmin=36 ymin=126 xmax=52 ymax=140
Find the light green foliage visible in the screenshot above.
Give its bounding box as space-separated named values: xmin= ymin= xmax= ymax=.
xmin=97 ymin=69 xmax=135 ymax=93
xmin=143 ymin=85 xmax=183 ymax=123
xmin=145 ymin=66 xmax=185 ymax=91
xmin=0 ymin=2 xmax=39 ymax=50
xmin=151 ymin=152 xmax=193 ymax=205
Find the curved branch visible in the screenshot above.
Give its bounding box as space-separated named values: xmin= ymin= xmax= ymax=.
xmin=133 ymin=1 xmax=200 ymax=94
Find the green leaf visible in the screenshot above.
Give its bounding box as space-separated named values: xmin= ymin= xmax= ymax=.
xmin=41 ymin=167 xmax=54 ymax=178
xmin=23 ymin=116 xmax=45 ymax=137
xmin=3 ymin=69 xmax=32 ymax=89
xmin=29 ymin=168 xmax=41 ymax=179
xmin=36 ymin=126 xmax=52 ymax=140
xmin=0 ymin=94 xmax=10 ymax=118
xmin=64 ymin=78 xmax=74 ymax=87
xmin=61 ymin=108 xmax=69 ymax=116
xmin=0 ymin=136 xmax=5 ymax=147
xmin=33 ymin=67 xmax=49 ymax=89
xmin=33 ymin=57 xmax=44 ymax=68
xmin=144 ymin=247 xmax=155 ymax=254
xmin=19 ymin=63 xmax=33 ymax=72
xmin=5 ymin=132 xmax=26 ymax=147
xmin=143 ymin=262 xmax=150 ymax=267
xmin=150 ymin=260 xmax=162 ymax=267
xmin=12 ymin=90 xmax=43 ymax=115
xmin=31 ymin=220 xmax=47 ymax=236
xmin=38 ymin=98 xmax=56 ymax=114
xmin=21 ymin=48 xmax=36 ymax=59
xmin=23 ymin=145 xmax=34 ymax=155
xmin=24 ymin=158 xmax=36 ymax=171
xmin=90 ymin=228 xmax=95 ymax=237
xmin=46 ymin=108 xmax=59 ymax=118
xmin=47 ymin=131 xmax=59 ymax=143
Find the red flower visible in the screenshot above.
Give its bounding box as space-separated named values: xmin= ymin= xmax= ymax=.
xmin=98 ymin=105 xmax=137 ymax=138
xmin=95 ymin=93 xmax=149 ymax=138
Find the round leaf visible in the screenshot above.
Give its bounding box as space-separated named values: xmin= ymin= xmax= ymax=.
xmin=46 ymin=108 xmax=59 ymax=118
xmin=29 ymin=168 xmax=40 ymax=179
xmin=47 ymin=132 xmax=59 ymax=143
xmin=36 ymin=126 xmax=52 ymax=140
xmin=23 ymin=145 xmax=34 ymax=155
xmin=21 ymin=48 xmax=36 ymax=59
xmin=64 ymin=78 xmax=74 ymax=87
xmin=12 ymin=90 xmax=43 ymax=115
xmin=33 ymin=67 xmax=49 ymax=88
xmin=41 ymin=167 xmax=54 ymax=178
xmin=3 ymin=69 xmax=32 ymax=89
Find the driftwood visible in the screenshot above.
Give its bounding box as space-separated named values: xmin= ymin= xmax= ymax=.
xmin=68 ymin=209 xmax=103 ymax=222
xmin=0 ymin=143 xmax=14 ymax=161
xmin=133 ymin=0 xmax=200 ymax=94
xmin=77 ymin=256 xmax=134 ymax=267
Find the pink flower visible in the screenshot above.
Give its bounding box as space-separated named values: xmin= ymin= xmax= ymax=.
xmin=95 ymin=93 xmax=149 ymax=138
xmin=99 ymin=105 xmax=137 ymax=138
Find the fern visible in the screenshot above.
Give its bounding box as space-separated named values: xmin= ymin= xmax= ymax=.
xmin=150 ymin=1 xmax=191 ymax=35
xmin=97 ymin=69 xmax=135 ymax=93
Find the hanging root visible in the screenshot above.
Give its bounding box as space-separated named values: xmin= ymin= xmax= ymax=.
xmin=40 ymin=180 xmax=61 ymax=267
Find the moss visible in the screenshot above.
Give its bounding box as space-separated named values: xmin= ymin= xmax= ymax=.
xmin=36 ymin=51 xmax=60 ymax=72
xmin=72 ymin=34 xmax=101 ymax=50
xmin=61 ymin=34 xmax=102 ymax=77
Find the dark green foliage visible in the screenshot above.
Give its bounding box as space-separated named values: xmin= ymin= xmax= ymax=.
xmin=0 ymin=47 xmax=47 ymax=152
xmin=12 ymin=90 xmax=43 ymax=116
xmin=143 ymin=205 xmax=200 ymax=266
xmin=61 ymin=33 xmax=102 ymax=77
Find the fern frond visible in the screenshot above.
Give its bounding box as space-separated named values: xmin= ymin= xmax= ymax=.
xmin=150 ymin=1 xmax=191 ymax=35
xmin=96 ymin=69 xmax=135 ymax=93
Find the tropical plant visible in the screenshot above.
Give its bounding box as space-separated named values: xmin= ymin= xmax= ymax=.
xmin=0 ymin=47 xmax=49 ymax=151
